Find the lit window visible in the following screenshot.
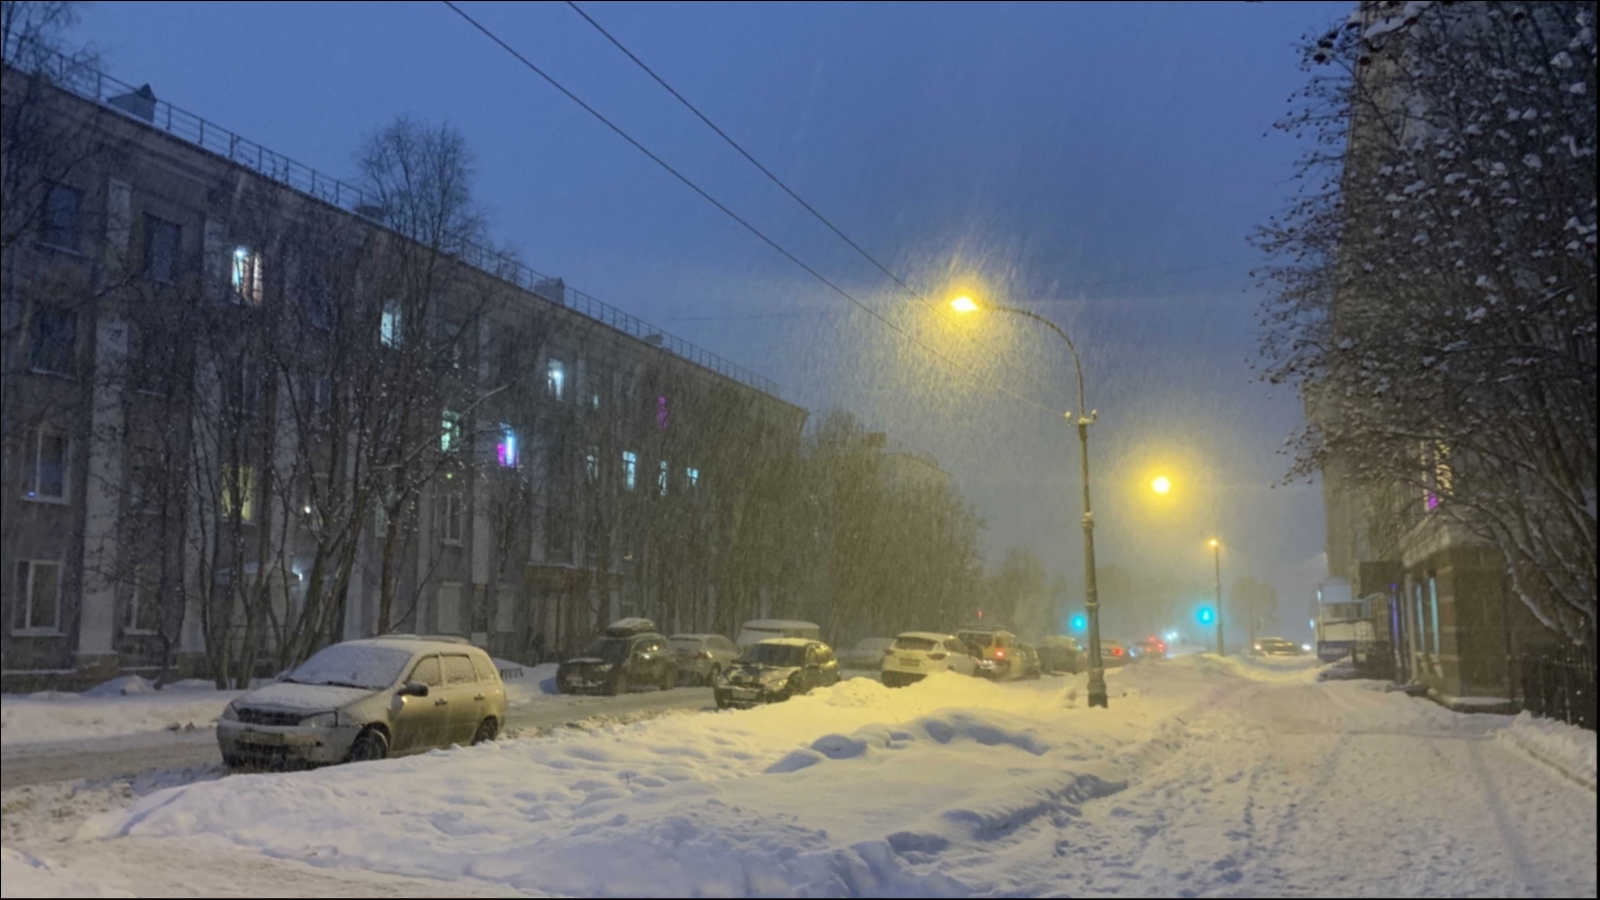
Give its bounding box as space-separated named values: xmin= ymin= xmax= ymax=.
xmin=231 ymin=246 xmax=263 ymax=306
xmin=380 ymin=299 xmax=402 ymax=348
xmin=622 ymin=451 xmax=637 ymax=491
xmin=23 ymin=428 xmax=68 ymax=502
xmin=497 ymin=424 xmax=519 ymax=468
xmin=13 ymin=560 xmax=62 ymax=634
xmin=222 ymin=465 xmax=256 ymax=523
xmin=547 ymin=359 xmax=566 ymax=401
xmin=686 ymin=467 xmax=700 ymax=489
xmin=658 ymin=460 xmax=669 ymax=496
xmin=441 ymin=411 xmax=462 ymax=453
xmin=585 ymin=447 xmax=599 ymax=482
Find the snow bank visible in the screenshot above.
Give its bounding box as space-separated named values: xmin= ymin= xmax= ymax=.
xmin=1498 ymin=711 xmax=1597 ymax=790
xmin=82 ymin=671 xmax=1178 ymax=896
xmin=0 ymin=848 xmax=133 ymax=898
xmin=1 ymin=681 xmax=240 ymax=747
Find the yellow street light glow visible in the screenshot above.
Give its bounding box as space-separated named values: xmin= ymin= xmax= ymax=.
xmin=950 ymin=295 xmax=978 ymax=313
xmin=1151 ymin=476 xmax=1171 ymax=495
xmin=1209 ymin=538 xmax=1219 ymax=547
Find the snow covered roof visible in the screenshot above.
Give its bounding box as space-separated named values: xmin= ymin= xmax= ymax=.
xmin=740 ymin=619 xmax=820 ymax=630
xmin=895 ymin=631 xmax=957 ymax=641
xmin=752 ymin=637 xmax=822 ymax=648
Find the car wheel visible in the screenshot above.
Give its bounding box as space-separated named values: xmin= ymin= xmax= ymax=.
xmin=471 ymin=717 xmax=498 ymax=746
xmin=610 ymin=672 xmax=629 ymax=696
xmin=223 ymin=754 xmax=246 ymax=770
xmin=715 ymin=690 xmax=730 ymax=710
xmin=707 ymin=665 xmax=721 ymax=687
xmin=346 ymin=727 xmax=389 ymax=763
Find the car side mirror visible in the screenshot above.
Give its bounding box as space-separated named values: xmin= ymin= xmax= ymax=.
xmin=399 ymin=681 xmax=429 ymax=698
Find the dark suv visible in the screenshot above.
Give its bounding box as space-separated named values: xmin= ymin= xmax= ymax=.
xmin=558 ymin=631 xmax=679 ymax=695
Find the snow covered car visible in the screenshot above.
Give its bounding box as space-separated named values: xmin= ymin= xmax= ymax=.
xmin=1100 ymin=639 xmax=1131 ymax=667
xmin=1014 ymin=643 xmax=1044 ymax=679
xmin=558 ymin=631 xmax=678 ymax=695
xmin=1037 ymin=636 xmax=1084 ymax=674
xmin=217 ymin=637 xmax=505 ymax=768
xmin=669 ymin=633 xmax=741 ymax=685
xmin=881 ymin=632 xmax=980 ymax=687
xmin=714 ymin=638 xmax=840 ymax=709
xmin=839 ymin=636 xmax=897 ymax=670
xmin=734 ymin=618 xmax=822 ymax=649
xmin=957 ymin=628 xmax=1020 ymax=680
xmin=1253 ymin=637 xmax=1304 ymax=656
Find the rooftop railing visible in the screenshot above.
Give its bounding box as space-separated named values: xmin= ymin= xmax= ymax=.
xmin=4 ymin=36 xmax=782 ymax=398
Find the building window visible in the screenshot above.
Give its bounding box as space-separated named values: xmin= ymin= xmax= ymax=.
xmin=440 ymin=411 xmax=462 ymax=454
xmin=380 ymin=299 xmax=402 ymax=348
xmin=223 ymin=362 xmax=261 ymax=416
xmin=40 ymin=184 xmax=81 ymax=252
xmin=547 ymin=359 xmax=566 ymax=401
xmin=13 ymin=560 xmax=62 ymax=634
xmin=686 ymin=467 xmax=700 ymax=489
xmin=658 ymin=460 xmax=669 ymax=497
xmin=585 ymin=447 xmax=600 ymax=483
xmin=126 ymin=565 xmax=161 ymax=634
xmin=622 ymin=451 xmax=637 ymax=491
xmin=440 ymin=488 xmax=465 ymax=545
xmin=546 ymin=504 xmax=571 ymax=560
xmin=1427 ymin=574 xmax=1441 ymax=656
xmin=1423 ymin=441 xmax=1453 ymax=512
xmin=587 ymin=361 xmax=604 ymax=410
xmin=30 ymin=307 xmax=76 ymax=376
xmin=497 ymin=424 xmax=519 ymax=468
xmin=23 ymin=428 xmax=69 ymax=502
xmin=311 ymin=376 xmax=333 ymax=415
xmin=231 ymin=245 xmax=264 ymax=306
xmin=144 ymin=215 xmax=181 ymax=282
xmin=657 ymin=395 xmax=669 ymax=430
xmin=222 ymin=465 xmax=256 ymax=523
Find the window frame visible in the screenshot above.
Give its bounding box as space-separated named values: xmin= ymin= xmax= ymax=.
xmin=143 ymin=213 xmax=181 ymax=283
xmin=29 ymin=306 xmax=77 ymax=377
xmin=547 ymin=358 xmax=567 ymax=401
xmin=39 ymin=182 xmax=82 ymax=253
xmin=231 ymin=245 xmax=264 ymax=306
xmin=407 ymin=654 xmax=443 ymax=688
xmin=125 ymin=564 xmax=161 ymax=635
xmin=13 ymin=559 xmax=64 ymax=636
xmin=23 ymin=427 xmax=70 ymax=504
xmin=440 ymin=488 xmax=465 ymax=545
xmin=222 ymin=464 xmax=257 ymax=524
xmin=380 ymin=299 xmax=403 ymax=348
xmin=622 ymin=450 xmax=638 ymax=491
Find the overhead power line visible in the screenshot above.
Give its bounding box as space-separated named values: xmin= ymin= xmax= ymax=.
xmin=563 ymin=0 xmax=1071 ymax=411
xmin=440 ymin=0 xmax=1066 ymax=419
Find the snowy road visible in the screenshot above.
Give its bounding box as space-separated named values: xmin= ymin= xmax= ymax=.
xmin=0 ymin=686 xmax=714 ymax=790
xmin=3 ymin=657 xmax=1593 ymax=897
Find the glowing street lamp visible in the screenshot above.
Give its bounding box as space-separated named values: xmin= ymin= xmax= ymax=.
xmin=1151 ymin=475 xmax=1171 ymax=495
xmin=950 ymin=293 xmax=1108 ymax=708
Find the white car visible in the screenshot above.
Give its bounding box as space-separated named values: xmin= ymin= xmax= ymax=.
xmin=218 ymin=637 xmax=505 ymax=768
xmin=881 ymin=632 xmax=981 ymax=687
xmin=669 ymin=633 xmax=742 ymax=685
xmin=839 ymin=637 xmax=896 ymax=670
xmin=735 ymin=618 xmax=821 ymax=649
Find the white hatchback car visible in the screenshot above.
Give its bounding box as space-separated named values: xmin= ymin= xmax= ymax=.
xmin=218 ymin=637 xmax=506 ymax=768
xmin=881 ymin=632 xmax=981 ymax=687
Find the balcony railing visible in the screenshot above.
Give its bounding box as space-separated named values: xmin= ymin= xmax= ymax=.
xmin=4 ymin=35 xmax=782 ymax=398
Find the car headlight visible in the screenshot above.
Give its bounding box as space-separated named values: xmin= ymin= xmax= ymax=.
xmin=221 ymin=702 xmax=240 ymax=722
xmin=300 ymin=711 xmax=339 ymax=728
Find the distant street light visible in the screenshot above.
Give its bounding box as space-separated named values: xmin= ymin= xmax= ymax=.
xmin=1151 ymin=475 xmax=1171 ymax=495
xmin=952 ymin=294 xmax=1108 ymax=708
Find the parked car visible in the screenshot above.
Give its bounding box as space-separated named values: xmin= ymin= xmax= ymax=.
xmin=735 ymin=619 xmax=822 ymax=649
xmin=714 ymin=638 xmax=840 ymax=708
xmin=1037 ymin=636 xmax=1084 ymax=674
xmin=1100 ymin=639 xmax=1131 ymax=667
xmin=881 ymin=632 xmax=981 ymax=687
xmin=1254 ymin=636 xmax=1304 ymax=656
xmin=1137 ymin=636 xmax=1168 ymax=659
xmin=957 ymin=628 xmax=1019 ymax=680
xmin=840 ymin=637 xmax=897 ymax=670
xmin=1014 ymin=643 xmax=1044 ymax=679
xmin=669 ymin=633 xmax=741 ymax=685
xmin=558 ymin=630 xmax=678 ymax=695
xmin=217 ymin=637 xmax=506 ymax=768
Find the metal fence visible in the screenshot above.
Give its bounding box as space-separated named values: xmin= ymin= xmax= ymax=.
xmin=4 ymin=36 xmax=782 ymax=398
xmin=1350 ymin=639 xmax=1397 ymax=682
xmin=1520 ymin=644 xmax=1596 ymax=732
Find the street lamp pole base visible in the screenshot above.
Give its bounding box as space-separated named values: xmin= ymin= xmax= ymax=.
xmin=1086 ymin=669 xmax=1108 ymax=708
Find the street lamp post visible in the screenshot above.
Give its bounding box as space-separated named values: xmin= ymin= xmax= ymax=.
xmin=1210 ymin=538 xmax=1224 ymax=657
xmin=951 ymin=296 xmax=1108 ymax=708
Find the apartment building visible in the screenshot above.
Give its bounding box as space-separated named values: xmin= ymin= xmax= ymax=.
xmin=1 ymin=49 xmax=805 ymax=690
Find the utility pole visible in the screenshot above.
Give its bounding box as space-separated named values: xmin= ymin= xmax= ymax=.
xmin=1212 ymin=538 xmax=1224 ymax=657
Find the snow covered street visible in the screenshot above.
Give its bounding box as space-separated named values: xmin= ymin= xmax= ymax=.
xmin=3 ymin=655 xmax=1594 ymax=897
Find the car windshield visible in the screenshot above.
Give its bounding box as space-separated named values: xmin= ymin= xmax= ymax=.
xmin=894 ymin=636 xmax=939 ymax=652
xmin=741 ymin=643 xmax=807 ymax=667
xmin=669 ymin=637 xmax=703 ymax=651
xmin=581 ymin=638 xmax=633 ymax=663
xmin=957 ymin=632 xmax=995 ymax=647
xmin=285 ymin=644 xmax=413 ymax=690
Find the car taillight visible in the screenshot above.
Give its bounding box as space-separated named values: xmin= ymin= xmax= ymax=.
xmin=1112 ymin=647 xmax=1123 ymax=656
xmin=929 ymin=653 xmax=947 ymax=660
xmin=994 ymin=648 xmax=1006 ymax=660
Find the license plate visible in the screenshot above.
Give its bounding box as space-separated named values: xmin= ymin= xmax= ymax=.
xmin=236 ymin=730 xmax=288 ymax=746
xmin=899 ymin=657 xmax=920 ymax=666
xmin=731 ymin=688 xmax=758 ymax=699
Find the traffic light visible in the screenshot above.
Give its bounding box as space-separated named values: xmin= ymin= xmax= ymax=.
xmin=1070 ymin=614 xmax=1087 ymax=632
xmin=1198 ymin=606 xmax=1215 ymax=625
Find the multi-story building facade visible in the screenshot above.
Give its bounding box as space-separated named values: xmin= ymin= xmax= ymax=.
xmin=1 ymin=47 xmax=806 ymax=691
